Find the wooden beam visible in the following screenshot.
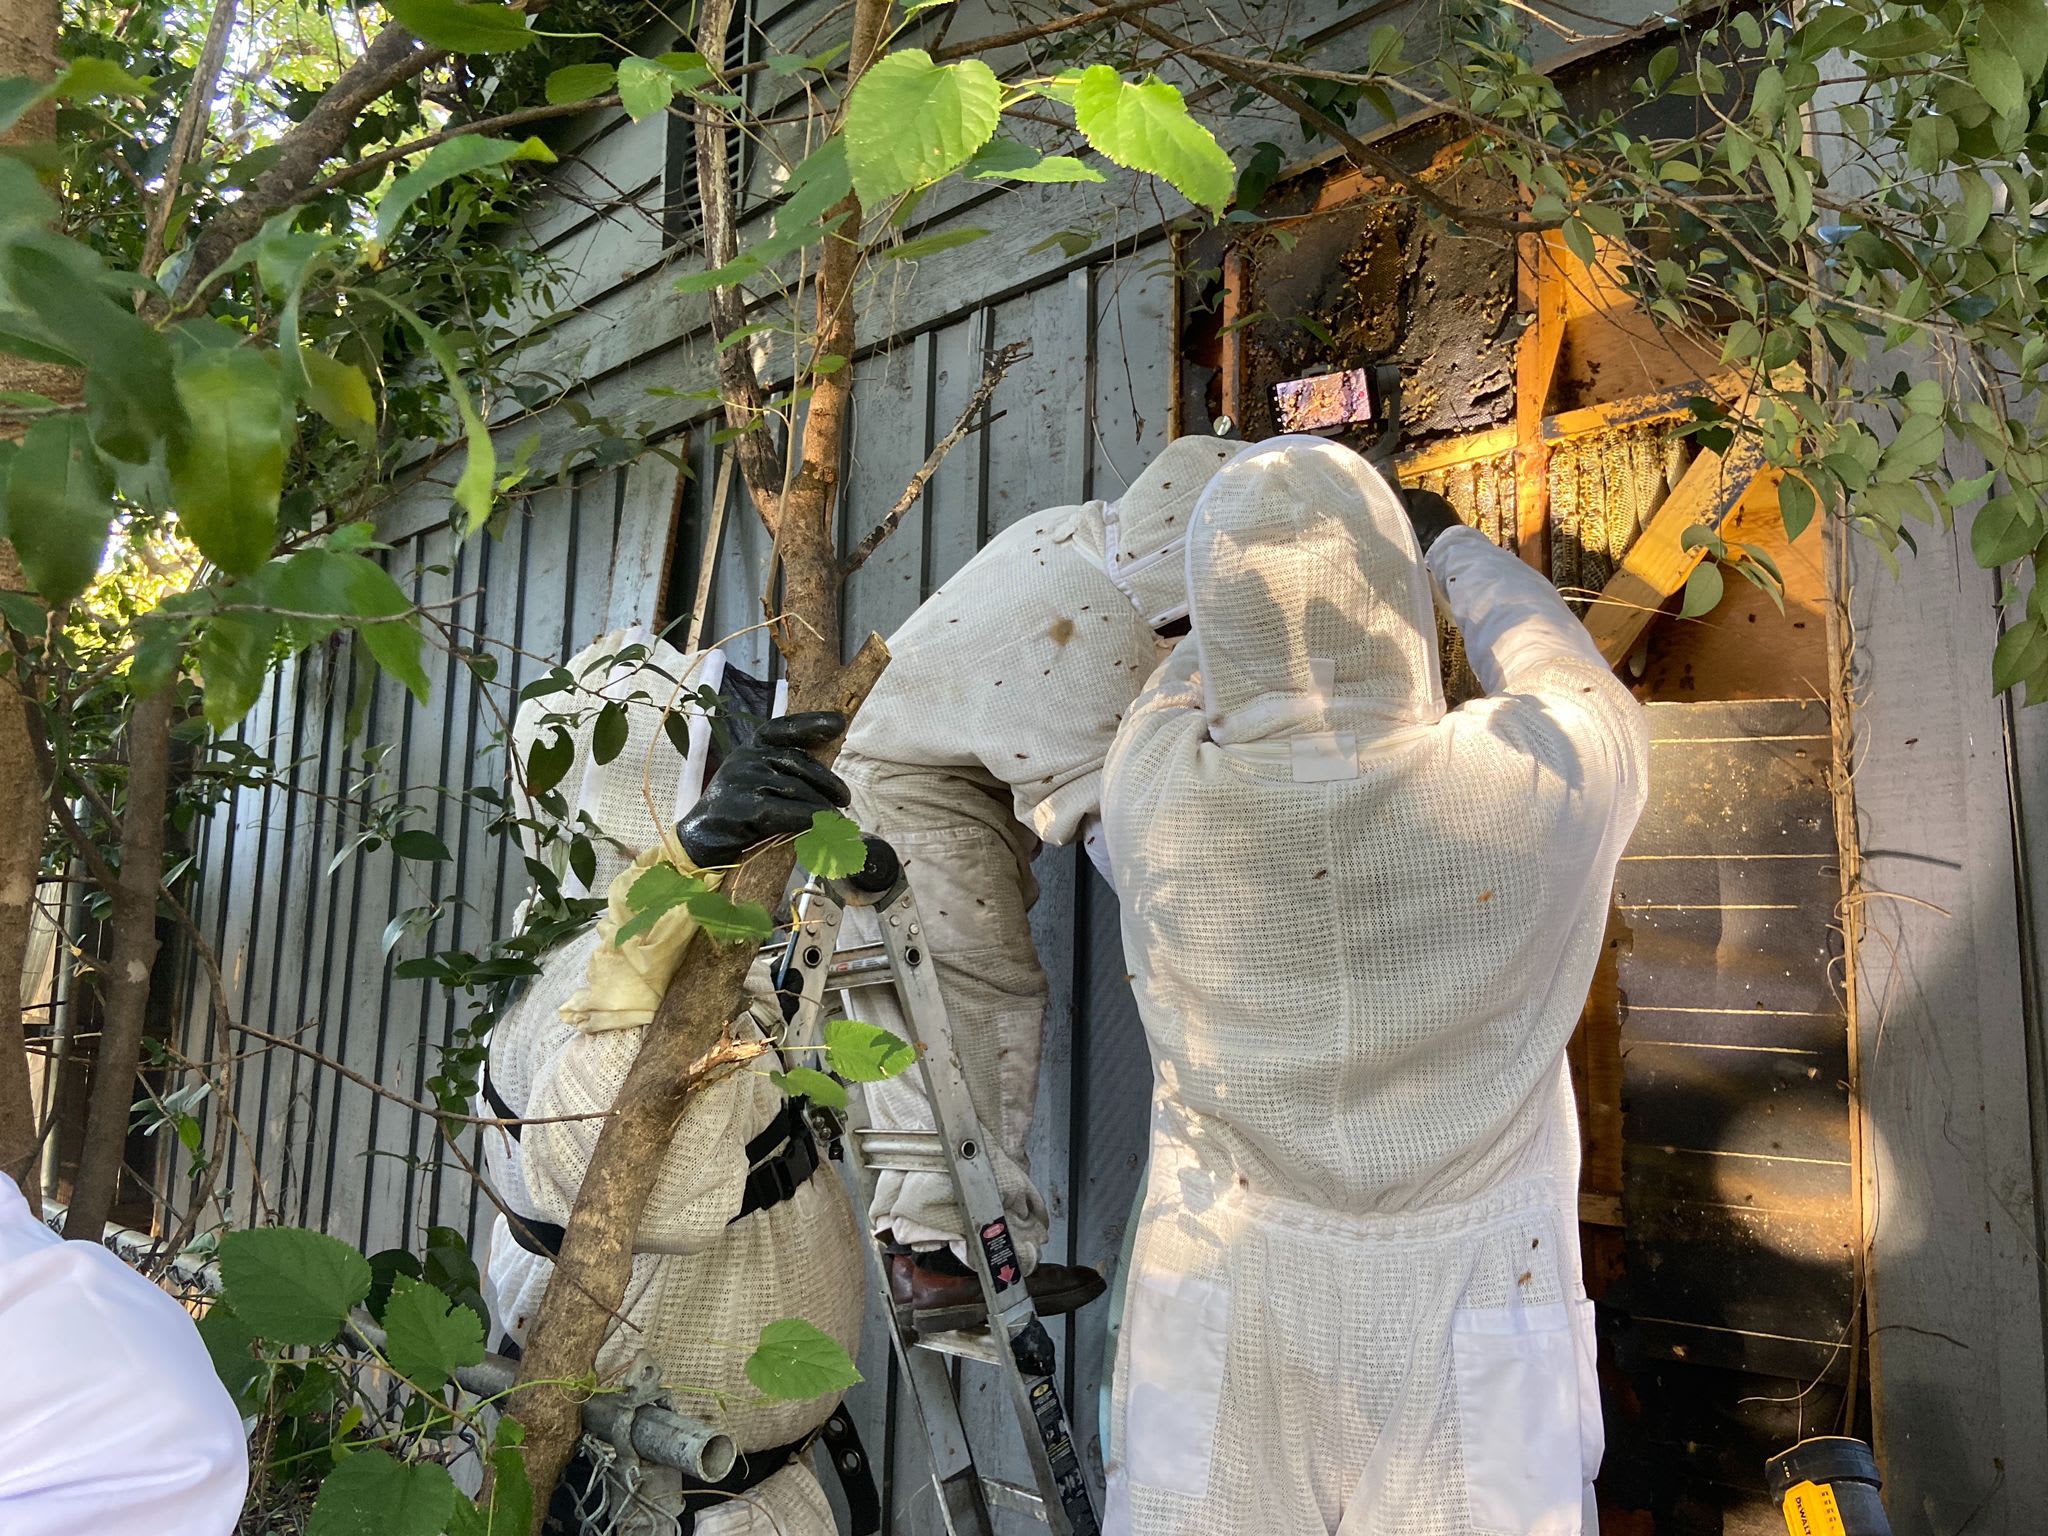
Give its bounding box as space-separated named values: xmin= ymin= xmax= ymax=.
xmin=1582 ymin=432 xmax=1769 ymax=664
xmin=1393 ymin=374 xmax=1751 ymax=481
xmin=1217 ymin=242 xmax=1250 ymax=431
xmin=1514 ymin=229 xmax=1569 ymax=571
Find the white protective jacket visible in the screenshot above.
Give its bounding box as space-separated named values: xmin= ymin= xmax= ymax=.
xmin=1100 ymin=438 xmax=1648 ymax=1536
xmin=0 ymin=1177 xmax=247 ymax=1535
xmin=837 ymin=438 xmax=1237 ymax=1265
xmin=481 ymin=632 xmax=863 ymax=1536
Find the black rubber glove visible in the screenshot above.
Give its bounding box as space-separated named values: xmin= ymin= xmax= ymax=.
xmin=1404 ymin=487 xmax=1461 ymax=554
xmin=676 ymin=711 xmax=851 ymax=868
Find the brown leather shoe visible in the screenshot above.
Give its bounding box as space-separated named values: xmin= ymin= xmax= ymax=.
xmin=887 ymin=1253 xmax=1108 ymax=1334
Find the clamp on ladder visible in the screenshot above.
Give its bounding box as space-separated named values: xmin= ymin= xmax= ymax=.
xmin=773 ymin=837 xmax=1102 ymax=1536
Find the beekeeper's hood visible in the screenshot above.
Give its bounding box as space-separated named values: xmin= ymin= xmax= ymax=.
xmin=1188 ymin=435 xmax=1444 ymax=747
xmin=510 ymin=627 xmax=785 ymax=894
xmin=1100 ymin=435 xmax=1238 ymax=627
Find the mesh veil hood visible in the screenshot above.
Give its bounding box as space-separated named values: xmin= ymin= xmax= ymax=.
xmin=510 ymin=631 xmax=734 ymax=891
xmin=1099 ymin=435 xmax=1238 ymax=626
xmin=1189 ymin=435 xmax=1445 ymax=745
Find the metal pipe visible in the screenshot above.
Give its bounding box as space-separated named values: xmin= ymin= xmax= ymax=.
xmin=356 ymin=1321 xmax=738 ymax=1483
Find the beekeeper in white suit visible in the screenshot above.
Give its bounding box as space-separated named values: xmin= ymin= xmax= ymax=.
xmin=1100 ymin=437 xmax=1648 ymax=1536
xmin=836 ymin=436 xmax=1239 ymax=1328
xmin=479 ymin=629 xmax=866 ymax=1536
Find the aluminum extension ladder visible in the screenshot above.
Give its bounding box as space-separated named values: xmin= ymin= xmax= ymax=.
xmin=772 ymin=840 xmax=1102 ymax=1536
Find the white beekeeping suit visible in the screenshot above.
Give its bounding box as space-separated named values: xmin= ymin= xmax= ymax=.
xmin=480 ymin=630 xmax=863 ymax=1536
xmin=837 ymin=437 xmax=1236 ymax=1282
xmin=0 ymin=1176 xmax=247 ymax=1535
xmin=1100 ymin=438 xmax=1649 ymax=1536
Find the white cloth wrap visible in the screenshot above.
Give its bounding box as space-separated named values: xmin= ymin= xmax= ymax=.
xmin=1100 ymin=438 xmax=1648 ymax=1536
xmin=837 ymin=440 xmax=1236 ymax=1261
xmin=481 ymin=852 xmax=863 ymax=1519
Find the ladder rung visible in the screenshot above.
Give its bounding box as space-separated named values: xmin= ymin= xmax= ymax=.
xmin=851 ymin=1128 xmax=949 ymax=1173
xmin=981 ymin=1478 xmax=1046 ymax=1519
xmin=911 ymin=1326 xmax=1004 ymax=1364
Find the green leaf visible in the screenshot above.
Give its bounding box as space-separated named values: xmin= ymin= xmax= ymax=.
xmin=591 ymin=699 xmax=628 ymax=765
xmin=307 ymin=1451 xmax=459 ymax=1536
xmin=381 ymin=0 xmax=538 ymax=53
xmin=7 ymin=415 xmax=114 ymax=605
xmin=360 ymin=292 xmax=494 ymax=530
xmin=380 ymin=1275 xmax=485 ymax=1391
xmin=616 ymin=860 xmax=705 ymax=945
xmin=1561 ymin=217 xmax=1596 ymax=269
xmin=526 ymin=725 xmax=573 ymax=795
xmin=53 ymin=57 xmax=149 ymax=100
xmin=0 ymin=589 xmax=44 ymax=639
xmin=1678 ymin=561 xmax=1724 ymax=619
xmin=1071 ymin=66 xmax=1235 ymax=214
xmin=1981 ymin=0 xmax=2048 ymax=87
xmin=217 ymin=1226 xmax=372 ymax=1346
xmin=194 ymin=610 xmax=277 ymax=730
xmin=1778 ymin=473 xmax=1818 ymax=543
xmin=685 ymin=888 xmax=774 ymax=945
xmin=196 ymin=1303 xmax=264 ymax=1413
xmin=965 ymin=138 xmax=1104 ymax=184
xmin=377 ymin=135 xmax=554 ymax=244
xmin=1968 ymin=46 xmax=2026 ymax=118
xmin=824 ymin=1017 xmax=916 ymax=1081
xmin=1955 ymin=168 xmax=1996 ymax=247
xmin=1879 ymin=412 xmax=1946 ymax=477
xmin=744 ymin=1317 xmax=862 ymax=1401
xmin=450 ymin=1420 xmax=534 ymax=1536
xmin=770 ymin=1065 xmax=847 ymax=1111
xmin=843 ymin=49 xmax=1002 ymax=204
xmin=618 ymin=56 xmax=677 ymax=122
xmin=1972 ymin=494 xmax=2038 ymax=566
xmin=884 ymin=226 xmax=989 ymax=261
xmin=393 ymin=829 xmax=452 ymax=862
xmin=1995 ymin=615 xmax=2048 ymax=694
xmin=170 ymin=348 xmax=286 ymax=576
xmin=0 ymin=77 xmax=47 ymax=135
xmin=300 ymin=348 xmax=376 ymax=447
xmin=1796 ymin=6 xmax=1866 ymax=57
xmin=545 ymin=63 xmax=616 ymax=104
xmin=1 ymin=235 xmax=180 ymax=463
xmin=998 ymin=154 xmax=1103 ymax=185
xmin=795 ymin=810 xmax=867 ymax=878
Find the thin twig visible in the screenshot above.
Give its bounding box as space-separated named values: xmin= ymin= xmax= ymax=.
xmin=841 ymin=341 xmax=1029 ymax=577
xmin=137 ymin=0 xmax=239 ymax=289
xmin=302 ymin=96 xmax=624 ymax=201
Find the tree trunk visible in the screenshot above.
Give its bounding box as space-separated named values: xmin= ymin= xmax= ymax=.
xmin=63 ymin=688 xmax=173 ymax=1237
xmin=503 ymin=9 xmax=892 ymax=1515
xmin=0 ymin=0 xmax=62 ymax=1209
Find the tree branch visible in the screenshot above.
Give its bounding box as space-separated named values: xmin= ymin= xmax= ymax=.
xmin=1119 ymin=13 xmax=1545 ymax=234
xmin=693 ymin=0 xmax=783 ymax=528
xmin=841 ymin=341 xmax=1029 ymax=579
xmin=501 ymin=9 xmax=896 ymax=1519
xmin=64 ymin=688 xmax=173 ymax=1240
xmin=174 ymin=23 xmax=444 ymax=308
xmin=302 ymin=95 xmax=624 ymax=202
